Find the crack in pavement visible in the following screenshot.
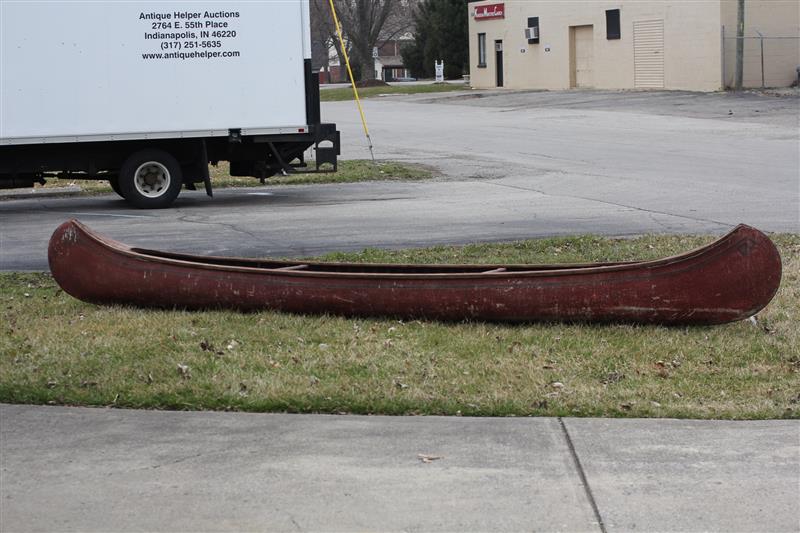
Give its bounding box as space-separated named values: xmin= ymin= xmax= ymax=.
xmin=286 ymin=512 xmax=303 ymax=532
xmin=176 ymin=213 xmax=262 ymax=242
xmin=150 ymin=452 xmax=206 ymax=470
xmin=482 ymin=180 xmax=734 ymax=230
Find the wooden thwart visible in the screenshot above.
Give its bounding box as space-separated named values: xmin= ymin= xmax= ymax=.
xmin=274 ymin=264 xmax=308 ymax=271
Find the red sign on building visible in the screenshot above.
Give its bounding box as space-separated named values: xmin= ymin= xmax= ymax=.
xmin=474 ymin=3 xmax=505 ymax=20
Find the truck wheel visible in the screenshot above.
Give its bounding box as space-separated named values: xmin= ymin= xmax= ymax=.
xmin=119 ymin=149 xmax=182 ymax=209
xmin=108 ymin=176 xmax=125 ymax=198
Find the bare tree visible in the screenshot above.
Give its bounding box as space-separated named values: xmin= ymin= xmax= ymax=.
xmin=311 ymin=0 xmax=415 ymax=81
xmin=310 ymin=2 xmax=332 ymax=73
xmin=311 ymin=0 xmax=349 ymax=80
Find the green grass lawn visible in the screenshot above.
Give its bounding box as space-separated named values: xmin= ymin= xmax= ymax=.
xmin=35 ymin=160 xmax=432 ymax=195
xmin=320 ymin=83 xmax=471 ymax=102
xmin=1 ymin=233 xmax=798 ymax=419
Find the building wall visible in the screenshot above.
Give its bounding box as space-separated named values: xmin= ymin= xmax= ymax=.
xmin=468 ymin=0 xmax=725 ymax=91
xmin=720 ymin=0 xmax=800 ymax=88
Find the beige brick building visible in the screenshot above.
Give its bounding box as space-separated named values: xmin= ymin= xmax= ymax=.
xmin=468 ymin=0 xmax=799 ymax=91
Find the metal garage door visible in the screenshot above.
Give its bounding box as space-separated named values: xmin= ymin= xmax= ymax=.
xmin=633 ymin=19 xmax=664 ymax=88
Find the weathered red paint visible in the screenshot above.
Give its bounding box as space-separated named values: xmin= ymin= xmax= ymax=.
xmin=48 ymin=219 xmax=782 ymax=325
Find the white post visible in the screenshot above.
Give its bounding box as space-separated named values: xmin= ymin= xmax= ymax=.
xmin=435 ymin=60 xmax=444 ymax=83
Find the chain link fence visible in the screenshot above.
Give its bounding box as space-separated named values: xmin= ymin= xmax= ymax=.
xmin=722 ymin=27 xmax=800 ymax=88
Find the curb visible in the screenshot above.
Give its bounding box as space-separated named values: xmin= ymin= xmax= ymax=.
xmin=0 ymin=186 xmax=82 ymax=200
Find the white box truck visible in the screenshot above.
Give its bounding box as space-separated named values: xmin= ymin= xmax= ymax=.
xmin=0 ymin=0 xmax=339 ymax=208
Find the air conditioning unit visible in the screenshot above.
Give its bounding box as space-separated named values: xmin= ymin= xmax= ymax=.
xmin=525 ymin=27 xmax=539 ymax=40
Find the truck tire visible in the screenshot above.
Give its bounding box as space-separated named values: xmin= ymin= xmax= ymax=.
xmin=119 ymin=149 xmax=182 ymax=209
xmin=108 ymin=176 xmax=125 ymax=198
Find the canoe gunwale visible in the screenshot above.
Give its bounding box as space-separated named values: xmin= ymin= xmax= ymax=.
xmin=68 ymin=219 xmax=754 ymax=281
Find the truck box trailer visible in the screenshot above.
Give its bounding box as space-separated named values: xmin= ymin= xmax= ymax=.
xmin=0 ymin=0 xmax=340 ymax=208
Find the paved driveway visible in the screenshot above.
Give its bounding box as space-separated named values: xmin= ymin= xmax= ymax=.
xmin=330 ymin=89 xmax=799 ymax=232
xmin=1 ymin=89 xmax=797 ymax=270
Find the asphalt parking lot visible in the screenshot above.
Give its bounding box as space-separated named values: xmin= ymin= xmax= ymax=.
xmin=1 ymin=89 xmax=797 ymax=270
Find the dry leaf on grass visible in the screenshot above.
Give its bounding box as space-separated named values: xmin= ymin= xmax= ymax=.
xmin=393 ymin=379 xmax=409 ymax=389
xmin=177 ymin=363 xmax=191 ymax=379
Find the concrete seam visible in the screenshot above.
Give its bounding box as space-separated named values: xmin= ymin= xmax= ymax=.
xmin=558 ymin=417 xmax=607 ymax=533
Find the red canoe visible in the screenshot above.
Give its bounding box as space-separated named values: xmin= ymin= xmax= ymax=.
xmin=48 ymin=219 xmax=781 ymax=325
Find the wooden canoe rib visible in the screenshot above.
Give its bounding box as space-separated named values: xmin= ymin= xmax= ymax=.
xmin=48 ymin=219 xmax=782 ymax=325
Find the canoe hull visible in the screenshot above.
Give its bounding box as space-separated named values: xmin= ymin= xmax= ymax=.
xmin=48 ymin=220 xmax=782 ymax=325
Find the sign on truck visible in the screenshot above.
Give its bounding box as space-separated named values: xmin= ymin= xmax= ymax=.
xmin=0 ymin=0 xmax=340 ymax=208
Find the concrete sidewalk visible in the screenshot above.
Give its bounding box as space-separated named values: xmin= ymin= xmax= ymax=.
xmin=0 ymin=405 xmax=797 ymax=532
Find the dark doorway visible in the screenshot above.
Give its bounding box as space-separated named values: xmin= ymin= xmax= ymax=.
xmin=494 ymin=40 xmax=504 ymax=87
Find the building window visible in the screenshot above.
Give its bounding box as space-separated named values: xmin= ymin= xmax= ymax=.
xmin=606 ymin=9 xmax=621 ymax=39
xmin=527 ymin=17 xmax=540 ymax=44
xmin=477 ymin=33 xmax=486 ymax=67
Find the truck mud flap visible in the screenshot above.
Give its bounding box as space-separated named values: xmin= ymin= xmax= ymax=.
xmin=314 ymin=124 xmax=340 ymax=172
